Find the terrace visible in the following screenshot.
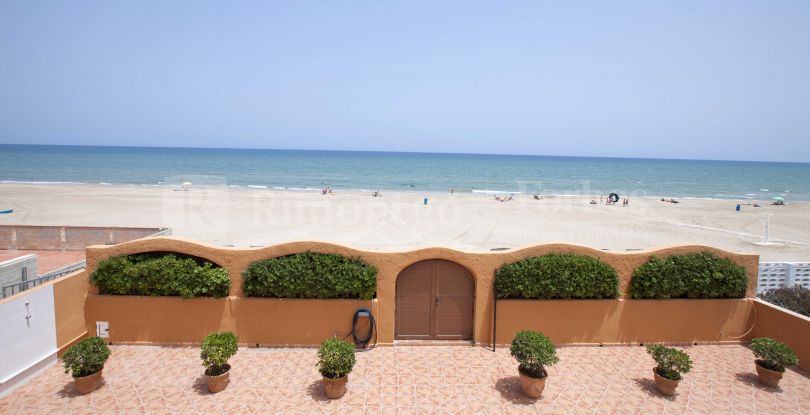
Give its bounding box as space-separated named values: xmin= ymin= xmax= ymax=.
xmin=0 ymin=236 xmax=808 ymax=413
xmin=2 ymin=344 xmax=809 ymax=414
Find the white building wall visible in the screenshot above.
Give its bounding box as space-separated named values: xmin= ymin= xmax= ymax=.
xmin=758 ymin=262 xmax=810 ymax=293
xmin=0 ymin=254 xmax=38 ymax=289
xmin=0 ymin=285 xmax=58 ymax=397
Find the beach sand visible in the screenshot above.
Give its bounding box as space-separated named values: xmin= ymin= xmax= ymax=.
xmin=2 ymin=184 xmax=809 ymax=261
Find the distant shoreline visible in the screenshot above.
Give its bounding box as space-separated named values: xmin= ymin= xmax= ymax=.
xmin=1 ymin=145 xmax=808 ymax=200
xmin=0 ymin=181 xmax=804 ymax=203
xmin=3 ymin=143 xmax=809 ymax=164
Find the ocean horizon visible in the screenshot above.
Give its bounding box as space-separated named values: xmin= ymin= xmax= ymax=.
xmin=2 ymin=144 xmax=809 ymax=201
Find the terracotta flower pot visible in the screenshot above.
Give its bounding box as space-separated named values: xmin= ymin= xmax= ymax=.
xmin=205 ymin=364 xmax=231 ymax=393
xmin=322 ymin=375 xmax=348 ymax=399
xmin=652 ymin=369 xmax=680 ymax=396
xmin=518 ymin=369 xmax=547 ymax=399
xmin=73 ymin=369 xmax=103 ymax=395
xmin=755 ymin=360 xmax=783 ymax=387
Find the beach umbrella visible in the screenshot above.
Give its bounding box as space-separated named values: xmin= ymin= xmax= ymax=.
xmin=772 ymin=196 xmax=784 ymax=201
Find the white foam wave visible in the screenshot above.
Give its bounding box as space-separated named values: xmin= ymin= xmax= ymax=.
xmin=0 ymin=180 xmax=85 ymax=185
xmin=248 ymin=185 xmax=268 ymax=189
xmin=472 ymin=189 xmax=523 ymax=195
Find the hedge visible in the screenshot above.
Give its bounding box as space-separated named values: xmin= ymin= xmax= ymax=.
xmin=495 ymin=253 xmax=620 ymax=299
xmin=630 ymin=252 xmax=748 ymax=299
xmin=91 ymin=253 xmax=230 ymax=298
xmin=759 ymin=286 xmax=810 ymax=317
xmin=242 ymin=252 xmax=377 ymax=299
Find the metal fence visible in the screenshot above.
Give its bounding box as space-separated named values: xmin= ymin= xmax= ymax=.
xmin=1 ymin=261 xmax=85 ymax=299
xmin=757 ymin=262 xmax=810 ymax=294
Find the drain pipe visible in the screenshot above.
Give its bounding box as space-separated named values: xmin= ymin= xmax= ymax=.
xmin=492 ymin=272 xmax=497 ymax=352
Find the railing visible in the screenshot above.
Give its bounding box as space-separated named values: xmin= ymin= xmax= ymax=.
xmin=757 ymin=262 xmax=810 ymax=294
xmin=1 ymin=261 xmax=85 ymax=299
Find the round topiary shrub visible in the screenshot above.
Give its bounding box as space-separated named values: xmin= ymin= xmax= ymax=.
xmin=510 ymin=330 xmax=559 ymax=378
xmin=646 ymin=344 xmax=693 ymax=381
xmin=62 ymin=336 xmax=111 ymax=378
xmin=318 ymin=338 xmax=356 ymax=378
xmin=630 ymin=252 xmax=748 ymax=299
xmin=750 ymin=337 xmax=798 ymax=372
xmin=495 ymin=253 xmax=619 ymax=299
xmin=91 ymin=253 xmax=230 ymax=299
xmin=242 ymin=252 xmax=377 ymax=299
xmin=201 ymin=331 xmax=238 ymax=376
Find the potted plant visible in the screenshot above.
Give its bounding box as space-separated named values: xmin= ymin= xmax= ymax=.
xmin=646 ymin=344 xmax=692 ymax=396
xmin=62 ymin=336 xmax=111 ymax=394
xmin=750 ymin=337 xmax=798 ymax=387
xmin=510 ymin=330 xmax=559 ymax=399
xmin=318 ymin=337 xmax=356 ymax=399
xmin=200 ymin=331 xmax=238 ymax=393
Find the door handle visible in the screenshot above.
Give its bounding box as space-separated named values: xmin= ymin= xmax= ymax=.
xmin=435 ymin=297 xmax=440 ymax=304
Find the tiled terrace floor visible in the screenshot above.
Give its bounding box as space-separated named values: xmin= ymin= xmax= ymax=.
xmin=1 ymin=344 xmax=809 ymax=414
xmin=0 ymin=250 xmax=85 ymax=274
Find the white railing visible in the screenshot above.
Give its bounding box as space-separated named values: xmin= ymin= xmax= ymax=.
xmin=757 ymin=262 xmax=810 ymax=294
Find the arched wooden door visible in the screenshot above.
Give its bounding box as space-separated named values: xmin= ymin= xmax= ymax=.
xmin=395 ymin=259 xmax=474 ymax=340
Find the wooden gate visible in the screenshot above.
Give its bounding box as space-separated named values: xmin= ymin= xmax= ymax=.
xmin=395 ymin=259 xmax=474 ymax=340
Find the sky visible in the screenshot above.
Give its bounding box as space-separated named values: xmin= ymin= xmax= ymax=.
xmin=1 ymin=1 xmax=809 ymax=162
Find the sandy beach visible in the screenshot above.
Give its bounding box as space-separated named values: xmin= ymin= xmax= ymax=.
xmin=1 ymin=183 xmax=809 ymax=261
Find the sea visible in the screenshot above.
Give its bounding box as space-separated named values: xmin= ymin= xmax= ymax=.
xmin=1 ymin=144 xmax=809 ymax=201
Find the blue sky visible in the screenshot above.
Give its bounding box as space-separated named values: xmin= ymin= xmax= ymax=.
xmin=1 ymin=1 xmax=809 ymax=162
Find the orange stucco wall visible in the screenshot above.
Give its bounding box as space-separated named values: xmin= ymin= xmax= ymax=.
xmin=495 ymin=299 xmax=755 ymax=345
xmin=85 ymin=295 xmax=375 ymax=346
xmin=750 ymin=299 xmax=810 ymax=370
xmin=83 ymin=237 xmax=760 ymax=346
xmin=52 ymin=270 xmax=89 ymax=354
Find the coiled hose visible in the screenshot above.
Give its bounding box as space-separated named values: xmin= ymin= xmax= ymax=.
xmin=351 ymin=308 xmax=377 ymax=351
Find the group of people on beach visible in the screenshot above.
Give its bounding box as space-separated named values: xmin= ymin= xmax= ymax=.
xmin=590 ymin=195 xmax=629 ymax=206
xmin=494 ymin=195 xmax=514 ymax=202
xmin=320 ymin=187 xmax=333 ymax=195
xmin=589 ymin=198 xmax=630 ymax=206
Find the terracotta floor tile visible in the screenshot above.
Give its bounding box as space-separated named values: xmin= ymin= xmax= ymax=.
xmin=0 ymin=344 xmax=808 ymax=414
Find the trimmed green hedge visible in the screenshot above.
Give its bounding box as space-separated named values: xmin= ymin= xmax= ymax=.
xmin=242 ymin=252 xmax=377 ymax=299
xmin=630 ymin=252 xmax=748 ymax=299
xmin=91 ymin=253 xmax=230 ymax=298
xmin=495 ymin=253 xmax=620 ymax=299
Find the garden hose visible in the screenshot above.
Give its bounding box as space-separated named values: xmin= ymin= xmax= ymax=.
xmin=351 ymin=308 xmax=377 ymax=351
xmin=721 ymin=297 xmax=758 ymax=339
